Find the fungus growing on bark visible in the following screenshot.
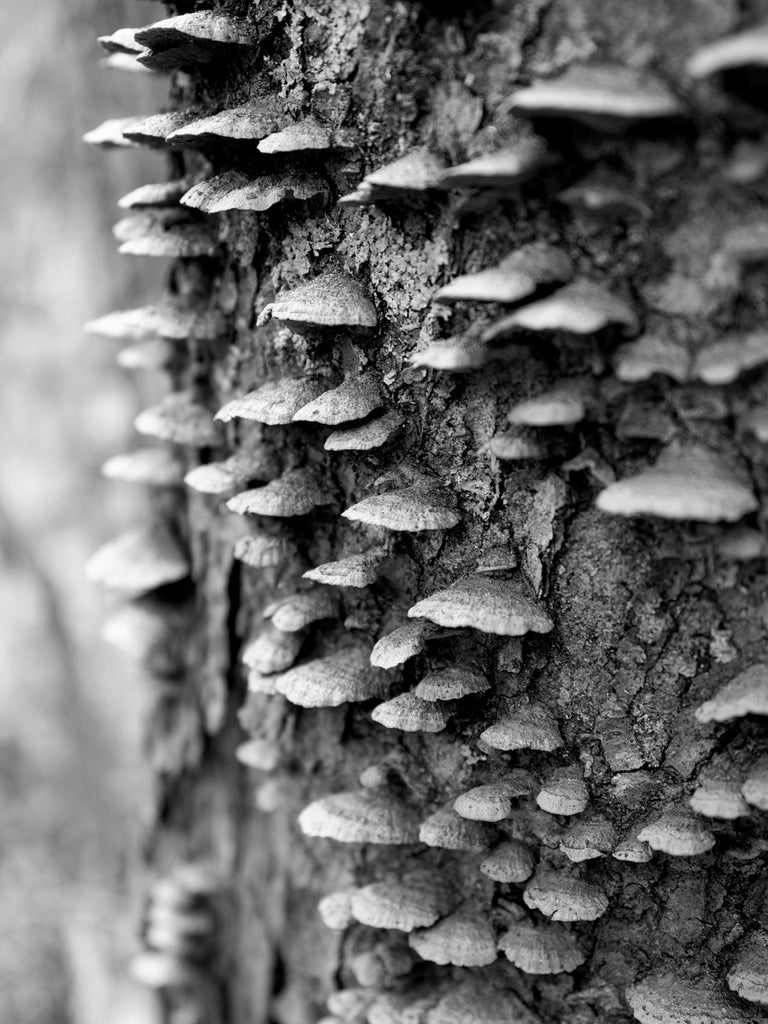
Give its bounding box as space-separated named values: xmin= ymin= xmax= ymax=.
xmin=298 ymin=789 xmax=420 ymax=844
xmin=257 ymin=270 xmax=377 ymax=329
xmin=613 ymin=334 xmax=691 ymax=383
xmin=101 ymin=600 xmax=180 ymax=674
xmin=484 ymin=279 xmax=638 ymax=340
xmin=85 ymin=527 xmax=189 ymax=594
xmin=693 ymin=332 xmax=768 ymax=385
xmin=487 ymin=428 xmax=548 ymax=461
xmin=371 ymin=692 xmax=450 ymax=732
xmin=523 ymin=871 xmax=609 ymax=921
xmin=479 ymin=703 xmax=562 ymax=752
xmin=123 ymin=110 xmax=199 ymax=148
xmin=433 ymin=243 xmax=573 ymax=305
xmin=349 ymin=873 xmax=456 ymax=931
xmin=134 ymin=13 xmax=254 ymax=50
xmin=86 ymin=301 xmax=221 ymax=341
xmin=453 ymin=776 xmax=534 ymax=822
xmin=536 ymin=766 xmax=589 ymax=816
xmin=727 ymin=944 xmax=768 ymax=1005
xmin=559 ymin=815 xmax=616 ymax=861
xmin=100 ymin=53 xmax=152 ymax=74
xmin=340 ymin=147 xmax=445 ymax=204
xmin=508 ymin=64 xmax=684 ymax=130
xmin=499 ymin=921 xmax=585 ymax=974
xmin=226 ymin=469 xmax=330 ymax=518
xmin=370 ymin=621 xmax=434 ymax=669
xmin=303 ymin=549 xmax=383 ymax=587
xmin=419 ymin=806 xmax=495 ymax=852
xmin=98 ymin=27 xmax=145 ymax=56
xmin=325 ymin=409 xmax=403 ymax=451
xmin=409 ymin=909 xmax=497 ymax=967
xmin=695 ymin=665 xmax=768 ymax=723
xmin=257 ymin=117 xmax=335 ymax=154
xmin=235 ymin=737 xmax=281 ymax=772
xmin=343 ymin=487 xmax=459 ymax=532
xmin=242 ymin=624 xmax=304 ymax=676
xmin=266 ymin=590 xmax=338 ymax=632
xmin=326 ymin=990 xmax=375 ymax=1021
xmin=414 ymin=665 xmax=489 ymax=701
xmin=185 ymin=449 xmax=274 ymax=496
xmin=723 ymin=138 xmax=768 ymax=185
xmin=480 ymin=840 xmax=535 ymax=883
xmin=716 ymin=526 xmax=767 ymax=562
xmin=275 ymin=648 xmax=387 ymax=708
xmin=102 ymin=448 xmax=183 ymax=487
xmin=435 ymin=135 xmax=558 ymax=190
xmin=612 ymin=834 xmax=653 ymax=863
xmin=637 ymin=810 xmax=715 ymax=856
xmin=182 ymin=169 xmax=327 ymax=213
xmin=626 ymin=972 xmax=752 ymax=1024
xmin=135 ymin=392 xmax=221 ymax=447
xmin=118 ymin=221 xmax=219 ymax=259
xmin=233 ymin=532 xmax=291 ymax=569
xmin=318 ymin=889 xmax=356 ymax=930
xmin=350 ymin=942 xmax=414 ymax=987
xmin=557 ymin=176 xmax=651 ymax=221
xmin=118 ymin=180 xmax=189 ymax=210
xmin=506 ymin=380 xmax=589 ymax=428
xmin=83 ymin=116 xmax=141 ymax=148
xmin=216 ymin=377 xmax=326 ymax=426
xmin=426 ymin=979 xmax=540 ymax=1024
xmin=129 ymin=951 xmax=202 ymax=988
xmin=742 ymin=760 xmax=768 ymax=810
xmin=689 ymin=776 xmax=749 ymax=820
xmin=408 ymin=335 xmax=491 ymax=372
xmin=408 ymin=575 xmax=553 ymax=637
xmin=687 ymin=22 xmax=768 ymax=79
xmin=293 ymin=373 xmax=384 ymax=425
xmin=117 ymin=338 xmax=174 ymax=371
xmin=165 ymin=96 xmax=284 ymax=146
xmin=597 ymin=444 xmax=758 ymax=523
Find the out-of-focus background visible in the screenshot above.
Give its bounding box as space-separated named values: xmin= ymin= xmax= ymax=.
xmin=0 ymin=2 xmax=171 ymax=1020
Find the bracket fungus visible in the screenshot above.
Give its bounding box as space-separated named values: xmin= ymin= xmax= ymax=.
xmin=508 ymin=64 xmax=684 ymax=130
xmin=692 ymin=332 xmax=768 ymax=386
xmin=484 ymin=278 xmax=638 ymax=341
xmin=303 ymin=550 xmax=384 ymax=588
xmin=499 ymin=921 xmax=585 ymax=974
xmin=274 ymin=648 xmax=387 ymax=708
xmin=689 ymin=776 xmax=749 ymax=820
xmin=506 ymin=380 xmax=590 ymax=428
xmin=372 ymin=692 xmax=450 ymax=733
xmin=118 ymin=179 xmax=190 ymax=210
xmin=408 ymin=575 xmax=553 ymax=637
xmin=479 ymin=703 xmax=563 ymax=753
xmin=343 ymin=486 xmax=460 ymax=533
xmin=292 ymin=374 xmax=384 ymax=426
xmin=695 ymin=664 xmax=768 ymax=723
xmin=298 ymin=789 xmax=420 ymax=844
xmin=613 ymin=334 xmax=691 ymax=384
xmin=425 ymin=979 xmax=540 ymax=1024
xmin=135 ymin=392 xmax=221 ymax=447
xmin=86 ymin=301 xmax=221 ymax=342
xmin=413 ymin=665 xmax=489 ymax=701
xmin=133 ymin=13 xmax=254 ymax=51
xmin=102 ymin=448 xmax=183 ymax=488
xmin=636 ymin=810 xmax=715 ymax=856
xmin=687 ymin=22 xmax=768 ymax=79
xmin=727 ymin=944 xmax=768 ymax=1005
xmin=257 ymin=270 xmax=377 ymax=329
xmin=85 ymin=527 xmax=189 ymax=594
xmin=325 ymin=408 xmax=403 ymax=451
xmin=626 ymin=972 xmax=753 ymax=1024
xmin=536 ymin=766 xmax=589 ymax=816
xmin=419 ymin=806 xmax=495 ymax=852
xmin=742 ymin=760 xmax=768 ymax=811
xmin=370 ymin=621 xmax=434 ymax=669
xmin=226 ymin=469 xmax=330 ymax=518
xmin=182 ymin=169 xmax=327 ymax=214
xmin=216 ymin=377 xmax=326 ymax=426
xmin=596 ymin=444 xmax=758 ymax=523
xmin=256 ymin=117 xmax=339 ymax=154
xmin=453 ymin=776 xmax=534 ymax=822
xmin=408 ymin=909 xmax=497 ymax=967
xmin=559 ymin=815 xmax=616 ymax=861
xmin=480 ymin=840 xmax=535 ymax=883
xmin=265 ymin=590 xmax=338 ymax=633
xmin=349 ymin=874 xmax=456 ymax=932
xmin=433 ymin=243 xmax=573 ymax=305
xmin=340 ymin=147 xmax=445 ymax=205
xmin=165 ymin=97 xmax=285 ymax=146
xmin=523 ymin=871 xmax=609 ymax=921
xmin=318 ymin=889 xmax=356 ymax=931
xmin=117 ymin=220 xmax=220 ymax=259
xmin=233 ymin=532 xmax=291 ymax=570
xmin=408 ymin=335 xmax=491 ymax=373
xmin=83 ymin=115 xmax=142 ymax=148
xmin=242 ymin=624 xmax=304 ymax=676
xmin=435 ymin=135 xmax=559 ymax=190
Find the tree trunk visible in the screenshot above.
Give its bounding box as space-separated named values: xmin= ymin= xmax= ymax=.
xmin=90 ymin=2 xmax=768 ymax=1023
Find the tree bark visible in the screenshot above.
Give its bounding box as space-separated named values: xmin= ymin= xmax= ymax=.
xmin=94 ymin=2 xmax=768 ymax=1023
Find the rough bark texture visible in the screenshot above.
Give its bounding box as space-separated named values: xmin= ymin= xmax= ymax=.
xmin=94 ymin=2 xmax=768 ymax=1023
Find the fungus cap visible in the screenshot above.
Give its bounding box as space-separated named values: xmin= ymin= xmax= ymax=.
xmin=134 ymin=392 xmax=221 ymax=447
xmin=693 ymin=332 xmax=768 ymax=386
xmin=435 ymin=136 xmax=558 ymax=189
xmin=166 ymin=97 xmax=284 ymax=145
xmin=414 ymin=665 xmax=489 ymax=701
xmin=86 ymin=301 xmax=219 ymax=341
xmin=626 ymin=972 xmax=752 ymax=1024
xmin=434 ymin=243 xmax=572 ymax=305
xmin=506 ymin=381 xmax=588 ymax=428
xmin=216 ymin=377 xmax=326 ymax=425
xmin=426 ymin=980 xmax=540 ymax=1024
xmin=134 ymin=12 xmax=253 ymax=48
xmin=695 ymin=664 xmax=768 ymax=723
xmin=226 ymin=469 xmax=329 ymax=518
xmin=372 ymin=692 xmax=450 ymax=732
xmin=487 ymin=429 xmax=548 ymax=461
xmin=419 ymin=806 xmax=495 ymax=852
xmin=233 ymin=532 xmax=290 ymax=569
xmin=350 ymin=874 xmax=456 ymax=932
xmin=102 ymin=448 xmax=183 ymax=487
xmin=499 ymin=921 xmax=585 ymax=974
xmin=742 ymin=761 xmax=768 ymax=810
xmin=523 ymin=872 xmax=609 ymax=921
xmin=409 ymin=336 xmax=490 ymax=372
xmin=303 ymin=550 xmax=383 ymax=588
xmin=364 ymin=147 xmax=445 ymax=192
xmin=479 ymin=703 xmax=562 ymax=752
xmin=636 ymin=810 xmax=715 ymax=856
xmin=453 ymin=775 xmax=534 ymax=822
xmin=257 ymin=117 xmax=334 ymax=154
xmin=325 ymin=409 xmax=403 ymax=451
xmin=597 ymin=444 xmax=757 ymax=523
xmin=292 ymin=374 xmax=384 ymax=425
xmin=343 ymin=487 xmax=460 ymax=532
xmin=257 ymin=270 xmax=376 ymax=328
xmin=317 ymin=889 xmax=356 ymax=930
xmin=371 ymin=620 xmax=433 ymax=669
xmin=275 ymin=648 xmax=387 ymax=708
xmin=408 ymin=575 xmax=553 ymax=637
xmin=614 ymin=334 xmax=691 ymax=383
xmin=480 ymin=840 xmax=535 ymax=883
xmin=298 ymin=789 xmax=420 ymax=844
xmin=85 ymin=527 xmax=189 ymax=594
xmin=485 ymin=278 xmax=638 ymax=338
xmin=536 ymin=766 xmax=589 ymax=816
xmin=687 ymin=23 xmax=768 ymax=78
xmin=266 ymin=590 xmax=338 ymax=632
xmin=409 ymin=910 xmax=497 ymax=967
xmin=242 ymin=624 xmax=304 ymax=676
xmin=727 ymin=945 xmax=768 ymax=1005
xmin=560 ymin=815 xmax=616 ymax=861
xmin=689 ymin=776 xmax=750 ymax=820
